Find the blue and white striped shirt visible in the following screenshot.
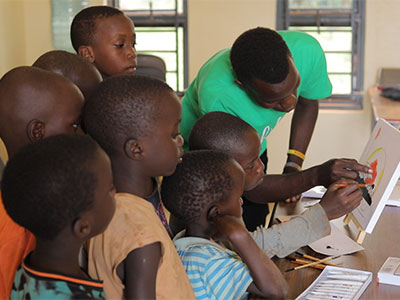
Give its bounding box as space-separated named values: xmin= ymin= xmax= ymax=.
xmin=174 ymin=235 xmax=252 ymax=300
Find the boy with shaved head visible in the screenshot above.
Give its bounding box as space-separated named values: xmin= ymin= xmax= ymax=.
xmin=0 ymin=66 xmax=84 ymax=298
xmin=179 ymin=111 xmax=367 ymax=258
xmin=33 ymin=50 xmax=102 ymax=100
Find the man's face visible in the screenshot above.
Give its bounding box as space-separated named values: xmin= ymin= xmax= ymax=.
xmin=240 ymin=57 xmax=300 ymax=113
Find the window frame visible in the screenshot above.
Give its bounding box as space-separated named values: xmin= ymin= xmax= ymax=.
xmin=109 ymin=0 xmax=188 ymax=94
xmin=276 ymin=0 xmax=365 ymax=110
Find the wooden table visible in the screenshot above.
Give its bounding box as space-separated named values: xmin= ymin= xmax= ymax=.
xmin=272 ymin=205 xmax=400 ymax=299
xmin=369 ymin=86 xmax=400 ymax=126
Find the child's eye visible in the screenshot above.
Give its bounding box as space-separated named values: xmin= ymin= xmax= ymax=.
xmin=114 ymin=43 xmax=124 ymax=49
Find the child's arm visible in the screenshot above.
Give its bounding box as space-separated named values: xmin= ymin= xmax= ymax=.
xmin=250 ymin=179 xmax=362 ymax=258
xmin=244 ymin=159 xmax=370 ymax=203
xmin=214 ymin=215 xmax=288 ymax=299
xmin=118 ymin=242 xmax=161 ymax=299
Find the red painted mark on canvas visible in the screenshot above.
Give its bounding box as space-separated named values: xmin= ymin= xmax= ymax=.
xmin=375 ymin=128 xmax=381 ymax=140
xmin=365 ymin=160 xmax=378 ymax=185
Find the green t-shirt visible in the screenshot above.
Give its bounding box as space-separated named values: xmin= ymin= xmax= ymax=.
xmin=180 ymin=31 xmax=332 ymax=154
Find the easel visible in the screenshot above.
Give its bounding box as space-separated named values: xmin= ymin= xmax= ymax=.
xmin=344 ymin=212 xmax=366 ymax=244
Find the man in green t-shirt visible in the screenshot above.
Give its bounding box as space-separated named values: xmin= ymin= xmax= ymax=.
xmin=180 ymin=27 xmax=332 ymax=231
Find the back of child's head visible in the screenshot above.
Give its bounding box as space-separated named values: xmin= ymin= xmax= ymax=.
xmin=189 ymin=111 xmax=254 ymax=155
xmin=33 ymin=50 xmax=102 ymax=100
xmin=0 ymin=66 xmax=84 ymax=157
xmin=70 ymin=5 xmax=123 ymax=52
xmin=161 ymin=150 xmax=235 ymax=224
xmin=230 ymin=27 xmax=291 ymax=84
xmin=84 ymin=74 xmax=174 ymax=157
xmin=2 ymin=134 xmax=103 ymax=241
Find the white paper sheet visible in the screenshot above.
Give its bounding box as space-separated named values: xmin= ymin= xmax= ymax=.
xmin=308 ymin=223 xmax=364 ymax=256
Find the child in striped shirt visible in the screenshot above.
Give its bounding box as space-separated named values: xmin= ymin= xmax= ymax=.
xmin=161 ymin=150 xmax=288 ymax=300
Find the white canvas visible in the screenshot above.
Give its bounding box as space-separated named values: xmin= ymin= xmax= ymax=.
xmin=352 ymin=118 xmax=400 ymax=234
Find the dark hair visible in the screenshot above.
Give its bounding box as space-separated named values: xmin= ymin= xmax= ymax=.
xmin=161 ymin=150 xmax=234 ymax=224
xmin=189 ymin=112 xmax=254 ymax=155
xmin=70 ymin=5 xmax=124 ymax=52
xmin=2 ymin=134 xmax=99 ymax=240
xmin=32 ymin=50 xmax=102 ymax=100
xmin=230 ymin=27 xmax=291 ymax=84
xmin=84 ymin=75 xmax=174 ymax=156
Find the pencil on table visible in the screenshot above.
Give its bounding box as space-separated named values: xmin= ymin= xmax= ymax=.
xmin=287 ymin=257 xmax=325 ymax=270
xmin=295 ymin=251 xmax=339 ymax=267
xmin=285 ymin=255 xmax=341 ymax=272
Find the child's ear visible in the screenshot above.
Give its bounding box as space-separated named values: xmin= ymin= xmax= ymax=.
xmin=124 ymin=138 xmax=144 ymax=160
xmin=78 ymin=46 xmax=95 ymax=63
xmin=27 ymin=119 xmax=45 ymax=142
xmin=207 ymin=205 xmax=220 ymax=222
xmin=72 ymin=215 xmax=92 ymax=240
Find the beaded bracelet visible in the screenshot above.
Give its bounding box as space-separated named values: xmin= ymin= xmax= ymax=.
xmin=284 ymin=162 xmax=302 ymax=171
xmin=287 ymin=149 xmax=305 ymax=161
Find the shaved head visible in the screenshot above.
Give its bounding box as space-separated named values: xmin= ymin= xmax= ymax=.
xmin=0 ymin=66 xmax=84 ymax=157
xmin=189 ymin=111 xmax=254 ymax=155
xmin=33 ymin=50 xmax=102 ymax=100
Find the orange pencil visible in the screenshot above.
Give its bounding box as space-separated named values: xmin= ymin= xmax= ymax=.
xmin=289 ymin=259 xmax=326 ymax=270
xmin=335 ymin=183 xmax=367 ymax=188
xmin=295 ymin=251 xmax=339 ymax=267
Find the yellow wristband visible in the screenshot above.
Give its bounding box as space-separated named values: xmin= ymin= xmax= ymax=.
xmin=287 ymin=149 xmax=305 ymax=161
xmin=284 ymin=162 xmax=302 ymax=171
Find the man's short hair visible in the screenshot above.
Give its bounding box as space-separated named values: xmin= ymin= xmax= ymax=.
xmin=230 ymin=27 xmax=291 ymax=84
xmin=84 ymin=75 xmax=174 ymax=156
xmin=161 ymin=150 xmax=234 ymax=224
xmin=2 ymin=134 xmax=99 ymax=240
xmin=70 ymin=5 xmax=123 ymax=52
xmin=189 ymin=112 xmax=254 ymax=155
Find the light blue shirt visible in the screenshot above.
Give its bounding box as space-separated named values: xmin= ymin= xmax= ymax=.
xmin=174 ymin=233 xmax=252 ymax=300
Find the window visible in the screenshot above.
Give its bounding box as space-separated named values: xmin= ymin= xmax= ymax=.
xmin=51 ymin=0 xmax=88 ymax=53
xmin=277 ymin=0 xmax=365 ymax=109
xmin=110 ymin=0 xmax=188 ymax=93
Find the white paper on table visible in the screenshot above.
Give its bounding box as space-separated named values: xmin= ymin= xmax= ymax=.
xmin=301 ymin=185 xmax=326 ymax=199
xmin=308 ymin=222 xmax=364 ymax=256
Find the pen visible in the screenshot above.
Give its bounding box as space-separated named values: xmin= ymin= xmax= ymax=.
xmin=311 ymin=292 xmax=351 ymax=300
xmin=320 ymin=280 xmax=363 ymax=286
xmin=295 ymin=251 xmax=339 ymax=266
xmin=285 ymin=255 xmax=341 ymax=272
xmin=313 ymin=287 xmax=354 ymax=295
xmin=326 ymin=274 xmax=369 ymax=281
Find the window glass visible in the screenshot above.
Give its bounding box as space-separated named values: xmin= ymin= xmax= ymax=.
xmin=278 ymin=0 xmax=365 ymax=109
xmin=118 ymin=0 xmax=187 ymax=92
xmin=119 ymin=0 xmax=183 ymax=13
xmin=289 ymin=0 xmax=353 ymax=9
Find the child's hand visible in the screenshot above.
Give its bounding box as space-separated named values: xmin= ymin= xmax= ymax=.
xmin=212 ymin=215 xmax=247 ymax=242
xmin=319 ymin=178 xmax=363 ymax=220
xmin=317 ymin=159 xmax=372 ymax=187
